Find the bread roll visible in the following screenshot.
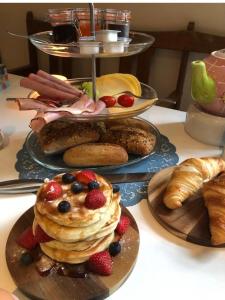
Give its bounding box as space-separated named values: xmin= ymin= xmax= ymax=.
xmin=38 ymin=119 xmax=100 ymax=154
xmin=63 ymin=143 xmax=128 ymax=167
xmin=100 ymin=126 xmax=156 ymax=156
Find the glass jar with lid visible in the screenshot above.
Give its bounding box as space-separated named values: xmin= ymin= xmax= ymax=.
xmin=73 ymin=8 xmax=103 ymax=37
xmin=103 ymin=9 xmax=131 ymax=38
xmin=48 ymin=8 xmax=79 ymax=43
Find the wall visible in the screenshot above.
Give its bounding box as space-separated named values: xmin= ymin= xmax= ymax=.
xmin=0 ymin=3 xmax=225 ymax=110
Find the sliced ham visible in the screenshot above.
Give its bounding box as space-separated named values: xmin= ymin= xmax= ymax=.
xmin=20 ymin=77 xmax=79 ymax=102
xmin=29 ymin=99 xmax=106 ymax=132
xmin=16 ymin=98 xmax=58 ymax=110
xmin=28 ymin=73 xmax=80 ymax=97
xmin=37 ymin=70 xmax=81 ymax=95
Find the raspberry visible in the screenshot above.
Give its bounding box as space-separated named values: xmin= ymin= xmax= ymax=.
xmin=88 ymin=251 xmax=112 ymax=276
xmin=44 ymin=181 xmax=62 ymax=201
xmin=76 ymin=170 xmax=96 ymax=184
xmin=115 ymin=215 xmax=130 ymax=235
xmin=84 ymin=189 xmax=106 ymax=209
xmin=17 ymin=227 xmax=38 ymax=250
xmin=34 ymin=225 xmax=54 ymax=243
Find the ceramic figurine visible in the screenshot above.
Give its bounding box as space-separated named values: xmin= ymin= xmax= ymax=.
xmin=191 ymin=49 xmax=225 ymax=117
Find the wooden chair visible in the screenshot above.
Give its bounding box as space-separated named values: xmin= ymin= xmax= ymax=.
xmin=9 ymin=11 xmax=74 ymax=78
xmin=119 ymin=22 xmax=225 ymax=109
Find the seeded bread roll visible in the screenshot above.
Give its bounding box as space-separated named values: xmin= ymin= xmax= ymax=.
xmin=38 ymin=119 xmax=100 ymax=154
xmin=63 ymin=143 xmax=128 ymax=167
xmin=100 ymin=126 xmax=156 ymax=156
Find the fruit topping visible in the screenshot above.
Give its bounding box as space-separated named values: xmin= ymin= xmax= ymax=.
xmin=109 ymin=242 xmax=121 ymax=257
xmin=17 ymin=227 xmax=38 ymax=250
xmin=116 ymin=215 xmax=130 ymax=235
xmin=62 ymin=173 xmax=76 ymax=184
xmin=71 ymin=181 xmax=84 ymax=194
xmin=99 ymin=96 xmax=116 ymax=107
xmin=117 ymin=94 xmax=134 ymax=107
xmin=58 ymin=200 xmax=71 ymax=213
xmin=20 ymin=252 xmax=34 ymax=265
xmin=35 ymin=225 xmax=54 ymax=243
xmin=36 ymin=255 xmax=55 ymax=276
xmin=44 ymin=181 xmax=62 ymax=201
xmin=84 ymin=189 xmax=106 ymax=209
xmin=88 ymin=250 xmax=112 ymax=276
xmin=88 ymin=180 xmax=100 ymax=191
xmin=113 ymin=185 xmax=120 ymax=193
xmin=76 ymin=170 xmax=96 ymax=184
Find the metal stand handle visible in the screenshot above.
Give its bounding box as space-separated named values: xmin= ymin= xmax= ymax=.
xmin=89 ymin=3 xmax=97 ymax=102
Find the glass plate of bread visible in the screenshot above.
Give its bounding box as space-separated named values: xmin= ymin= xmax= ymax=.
xmin=25 ymin=117 xmax=161 ymax=171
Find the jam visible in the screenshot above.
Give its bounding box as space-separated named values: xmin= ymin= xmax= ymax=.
xmin=52 ymin=24 xmax=78 ymax=43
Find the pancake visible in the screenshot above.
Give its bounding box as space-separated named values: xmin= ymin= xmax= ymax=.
xmin=33 ymin=171 xmax=122 ymax=264
xmin=36 ymin=173 xmax=113 ymax=227
xmin=40 ymin=232 xmax=115 ymax=263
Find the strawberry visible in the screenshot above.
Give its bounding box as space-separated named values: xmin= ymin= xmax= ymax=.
xmin=17 ymin=227 xmax=38 ymax=250
xmin=44 ymin=181 xmax=62 ymax=201
xmin=34 ymin=225 xmax=54 ymax=243
xmin=99 ymin=96 xmax=116 ymax=107
xmin=88 ymin=251 xmax=112 ymax=275
xmin=117 ymin=94 xmax=134 ymax=107
xmin=76 ymin=170 xmax=96 ymax=184
xmin=115 ymin=215 xmax=130 ymax=235
xmin=84 ymin=189 xmax=106 ymax=209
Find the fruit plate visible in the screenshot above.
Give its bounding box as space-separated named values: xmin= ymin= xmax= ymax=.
xmin=6 ymin=206 xmax=139 ymax=300
xmin=25 ymin=117 xmax=161 ymax=172
xmin=147 ymin=167 xmax=225 ymax=247
xmin=29 ymin=31 xmax=155 ymax=58
xmin=28 ymin=79 xmax=158 ymax=122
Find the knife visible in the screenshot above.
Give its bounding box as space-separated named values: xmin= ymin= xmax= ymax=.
xmin=0 ymin=172 xmax=155 ymax=194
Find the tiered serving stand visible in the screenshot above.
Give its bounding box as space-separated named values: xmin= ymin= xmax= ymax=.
xmin=6 ymin=6 xmax=158 ymax=299
xmin=25 ymin=4 xmax=158 ymax=171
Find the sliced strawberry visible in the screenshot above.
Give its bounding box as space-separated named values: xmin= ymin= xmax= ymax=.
xmin=44 ymin=181 xmax=62 ymax=201
xmin=17 ymin=227 xmax=38 ymax=250
xmin=34 ymin=225 xmax=54 ymax=243
xmin=84 ymin=189 xmax=106 ymax=209
xmin=88 ymin=250 xmax=112 ymax=276
xmin=115 ymin=215 xmax=130 ymax=235
xmin=76 ymin=170 xmax=96 ymax=185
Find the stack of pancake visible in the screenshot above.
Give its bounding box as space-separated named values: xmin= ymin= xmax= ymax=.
xmin=33 ymin=173 xmax=121 ymax=264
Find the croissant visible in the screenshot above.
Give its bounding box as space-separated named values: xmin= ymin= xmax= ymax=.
xmin=203 ymin=172 xmax=225 ymax=245
xmin=163 ymin=157 xmax=225 ymax=209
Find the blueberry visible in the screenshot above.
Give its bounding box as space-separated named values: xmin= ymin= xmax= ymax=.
xmin=58 ymin=200 xmax=71 ymax=213
xmin=62 ymin=173 xmax=76 ymax=184
xmin=88 ymin=181 xmax=100 ymax=190
xmin=20 ymin=252 xmax=33 ymax=265
xmin=113 ymin=185 xmax=120 ymax=193
xmin=109 ymin=242 xmax=121 ymax=257
xmin=71 ymin=181 xmax=83 ymax=194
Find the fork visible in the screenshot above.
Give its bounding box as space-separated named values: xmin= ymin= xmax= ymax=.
xmin=112 ymin=91 xmax=157 ymax=100
xmin=0 ymin=179 xmax=43 ymax=194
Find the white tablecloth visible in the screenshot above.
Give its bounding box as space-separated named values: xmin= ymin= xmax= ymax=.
xmin=0 ymin=74 xmax=223 ymax=300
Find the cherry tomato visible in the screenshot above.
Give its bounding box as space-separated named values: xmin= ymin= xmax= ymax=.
xmin=117 ymin=94 xmax=134 ymax=107
xmin=99 ymin=96 xmax=117 ymax=107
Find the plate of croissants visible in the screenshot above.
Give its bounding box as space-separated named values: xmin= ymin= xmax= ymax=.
xmin=147 ymin=157 xmax=225 ymax=247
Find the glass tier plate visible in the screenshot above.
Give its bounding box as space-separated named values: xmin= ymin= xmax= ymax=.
xmin=25 ymin=117 xmax=161 ymax=172
xmin=29 ymin=31 xmax=155 ymax=58
xmin=28 ymin=78 xmax=158 ymax=121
